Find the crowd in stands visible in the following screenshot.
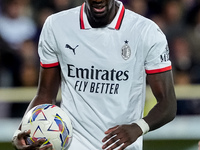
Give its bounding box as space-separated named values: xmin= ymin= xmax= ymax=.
xmin=0 ymin=0 xmax=200 ymax=87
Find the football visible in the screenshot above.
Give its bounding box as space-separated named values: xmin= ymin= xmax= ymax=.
xmin=21 ymin=104 xmax=73 ymax=150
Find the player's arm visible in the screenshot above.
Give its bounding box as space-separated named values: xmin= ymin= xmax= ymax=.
xmin=102 ymin=70 xmax=177 ymax=150
xmin=144 ymin=70 xmax=177 ymax=131
xmin=24 ymin=66 xmax=61 ymax=115
xmin=12 ymin=66 xmax=61 ymax=150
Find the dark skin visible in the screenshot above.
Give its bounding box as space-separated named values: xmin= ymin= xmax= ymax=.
xmin=13 ymin=0 xmax=177 ymax=149
xmin=85 ymin=0 xmax=118 ymax=28
xmin=13 ymin=67 xmax=176 ymax=150
xmin=102 ymin=70 xmax=176 ymax=149
xmin=13 ymin=67 xmax=61 ymax=150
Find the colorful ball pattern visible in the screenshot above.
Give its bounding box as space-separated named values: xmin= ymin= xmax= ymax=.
xmin=21 ymin=104 xmax=73 ymax=150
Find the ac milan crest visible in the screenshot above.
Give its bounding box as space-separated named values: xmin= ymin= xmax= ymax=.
xmin=121 ymin=40 xmax=131 ymax=60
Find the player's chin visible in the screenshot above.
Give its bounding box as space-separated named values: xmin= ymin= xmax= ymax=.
xmin=91 ymin=13 xmax=108 ymax=25
xmin=92 ymin=14 xmax=107 ymax=21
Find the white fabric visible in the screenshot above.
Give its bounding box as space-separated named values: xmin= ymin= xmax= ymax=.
xmin=38 ymin=1 xmax=171 ymax=149
xmin=135 ymin=119 xmax=150 ymax=135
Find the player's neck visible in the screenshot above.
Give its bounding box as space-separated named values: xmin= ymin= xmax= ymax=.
xmin=86 ymin=2 xmax=119 ymax=28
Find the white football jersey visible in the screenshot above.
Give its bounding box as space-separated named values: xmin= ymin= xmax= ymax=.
xmin=38 ymin=1 xmax=171 ymax=149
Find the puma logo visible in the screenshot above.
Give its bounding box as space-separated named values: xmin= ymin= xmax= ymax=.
xmin=65 ymin=44 xmax=79 ymax=55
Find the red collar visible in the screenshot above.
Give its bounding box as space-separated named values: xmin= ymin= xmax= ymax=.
xmin=80 ymin=2 xmax=125 ymax=30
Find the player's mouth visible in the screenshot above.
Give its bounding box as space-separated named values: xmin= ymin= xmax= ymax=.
xmin=91 ymin=5 xmax=107 ymax=18
xmin=93 ymin=6 xmax=106 ymax=13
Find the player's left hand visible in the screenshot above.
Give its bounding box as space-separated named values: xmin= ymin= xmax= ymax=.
xmin=102 ymin=123 xmax=142 ymax=150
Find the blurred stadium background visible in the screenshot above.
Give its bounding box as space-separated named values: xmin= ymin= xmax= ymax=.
xmin=0 ymin=0 xmax=200 ymax=149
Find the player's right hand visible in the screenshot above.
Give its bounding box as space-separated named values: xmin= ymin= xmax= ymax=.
xmin=12 ymin=130 xmax=53 ymax=150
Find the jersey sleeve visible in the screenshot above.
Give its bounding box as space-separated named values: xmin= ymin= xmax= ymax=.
xmin=144 ymin=23 xmax=171 ymax=74
xmin=38 ymin=16 xmax=59 ymax=68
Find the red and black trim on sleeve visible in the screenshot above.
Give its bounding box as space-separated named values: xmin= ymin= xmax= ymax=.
xmin=40 ymin=62 xmax=59 ymax=68
xmin=145 ymin=66 xmax=172 ymax=74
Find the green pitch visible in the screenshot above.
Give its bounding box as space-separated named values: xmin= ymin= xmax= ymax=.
xmin=1 ymin=140 xmax=199 ymax=150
